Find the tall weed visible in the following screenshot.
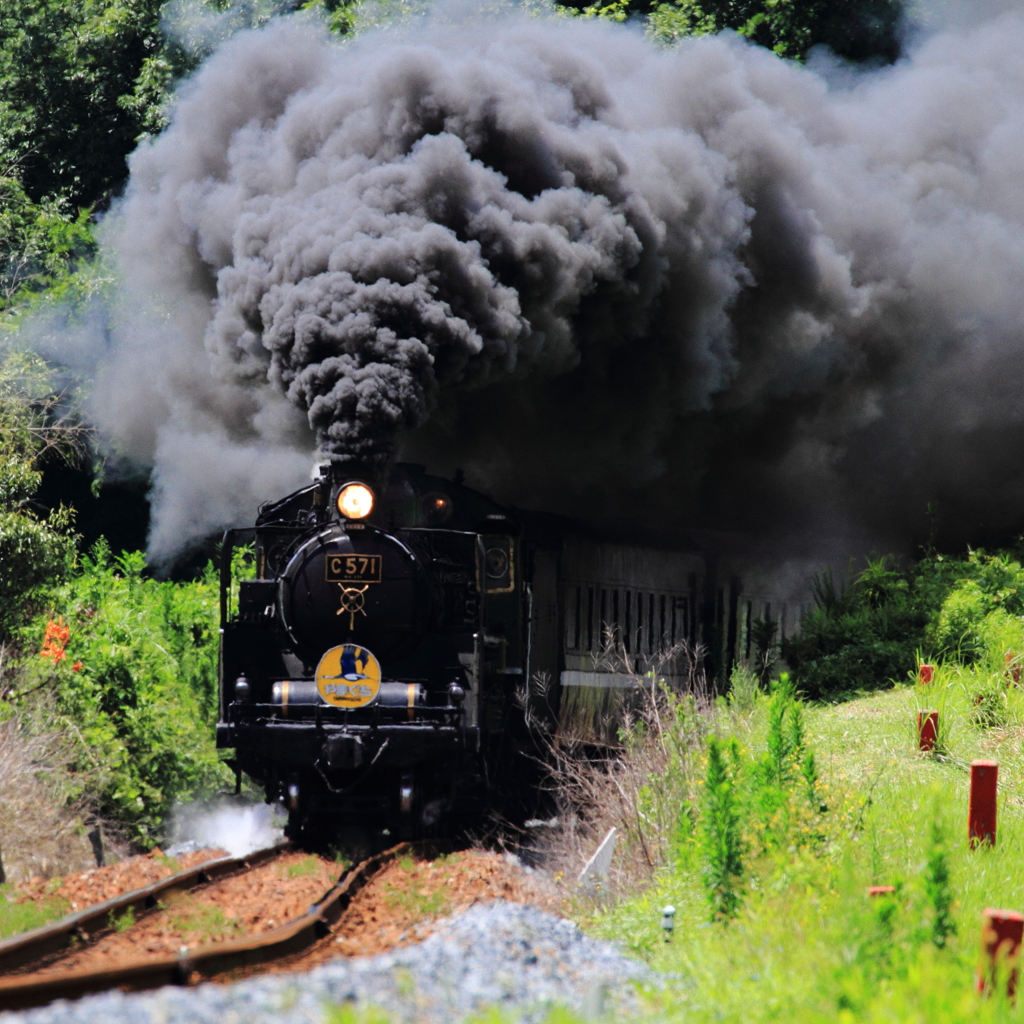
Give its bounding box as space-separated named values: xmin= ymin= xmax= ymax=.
xmin=701 ymin=736 xmax=743 ymax=920
xmin=535 ymin=638 xmax=712 ymax=895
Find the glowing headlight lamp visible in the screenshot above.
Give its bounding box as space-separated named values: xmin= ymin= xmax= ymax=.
xmin=336 ymin=482 xmax=375 ymax=520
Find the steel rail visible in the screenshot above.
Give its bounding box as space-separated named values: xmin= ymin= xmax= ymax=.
xmin=0 ymin=841 xmax=292 ymax=976
xmin=0 ymin=841 xmax=414 ymax=1012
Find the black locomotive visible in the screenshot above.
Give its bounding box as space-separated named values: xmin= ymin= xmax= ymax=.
xmin=216 ymin=462 xmax=812 ymax=840
xmin=217 ymin=462 xmax=548 ymax=840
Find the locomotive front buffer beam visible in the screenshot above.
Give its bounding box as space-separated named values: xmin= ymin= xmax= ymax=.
xmin=217 ymin=717 xmax=472 ymax=771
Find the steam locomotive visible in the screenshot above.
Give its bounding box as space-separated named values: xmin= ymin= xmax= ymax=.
xmin=215 ymin=463 xmax=811 ymax=840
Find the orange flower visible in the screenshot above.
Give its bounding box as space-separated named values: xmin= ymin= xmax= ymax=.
xmin=71 ymin=661 xmax=83 ymax=672
xmin=40 ymin=618 xmax=70 ymax=664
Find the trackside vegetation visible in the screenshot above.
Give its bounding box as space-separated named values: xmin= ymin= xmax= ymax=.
xmin=0 ymin=347 xmax=228 ymax=854
xmin=783 ymin=548 xmax=1024 ymax=699
xmin=583 ymin=673 xmax=1024 ymax=1024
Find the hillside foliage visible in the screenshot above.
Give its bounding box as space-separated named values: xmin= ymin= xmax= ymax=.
xmin=0 ymin=0 xmax=908 ymax=310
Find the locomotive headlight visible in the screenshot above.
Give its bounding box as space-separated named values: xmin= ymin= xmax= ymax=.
xmin=337 ymin=482 xmax=375 ymax=519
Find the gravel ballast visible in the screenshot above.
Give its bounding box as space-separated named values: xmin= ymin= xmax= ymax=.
xmin=0 ymin=902 xmax=651 ymax=1024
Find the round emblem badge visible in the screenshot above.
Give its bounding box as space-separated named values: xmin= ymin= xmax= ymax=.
xmin=315 ymin=644 xmax=382 ymax=708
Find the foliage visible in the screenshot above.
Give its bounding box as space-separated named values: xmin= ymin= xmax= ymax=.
xmin=784 ymin=548 xmax=1024 ymax=699
xmin=163 ymin=890 xmax=241 ymax=942
xmin=0 ymin=349 xmax=79 ymax=639
xmin=749 ymin=615 xmax=778 ymax=685
xmin=927 ymin=551 xmax=1024 ymax=665
xmin=0 ymin=0 xmax=167 ymax=209
xmin=725 ymin=662 xmax=758 ymax=714
xmin=108 ymin=904 xmax=136 ymax=931
xmin=584 ymin=684 xmax=1024 ymax=1024
xmin=302 ymin=0 xmax=362 ymax=35
xmin=0 ymin=887 xmax=69 ymax=939
xmin=782 ymin=555 xmax=947 ymax=698
xmin=619 ymin=0 xmax=903 ymax=62
xmin=0 ymin=176 xmax=96 ymax=312
xmin=0 ymin=0 xmax=910 ymax=328
xmin=923 ymin=814 xmax=955 ymax=950
xmin=700 ymin=735 xmax=743 ymax=919
xmin=11 ymin=538 xmax=229 ymax=845
xmin=740 ymin=675 xmax=824 ymax=844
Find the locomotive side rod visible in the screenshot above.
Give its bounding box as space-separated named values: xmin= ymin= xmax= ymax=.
xmin=0 ymin=841 xmax=293 ymax=975
xmin=0 ymin=841 xmax=416 ymax=1012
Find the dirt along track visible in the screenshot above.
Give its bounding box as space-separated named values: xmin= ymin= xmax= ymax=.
xmin=13 ymin=846 xmax=229 ymax=914
xmin=0 ymin=841 xmax=560 ymax=1011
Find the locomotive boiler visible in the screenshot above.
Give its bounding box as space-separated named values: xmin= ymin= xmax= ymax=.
xmin=216 ymin=462 xmax=813 ymax=840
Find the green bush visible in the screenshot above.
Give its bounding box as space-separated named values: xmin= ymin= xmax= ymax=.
xmin=13 ymin=539 xmax=230 ymax=845
xmin=781 ymin=556 xmax=939 ymax=699
xmin=926 ymin=552 xmax=1024 ymax=666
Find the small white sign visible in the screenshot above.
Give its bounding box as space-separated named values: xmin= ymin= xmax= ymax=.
xmin=578 ymin=826 xmax=617 ymax=886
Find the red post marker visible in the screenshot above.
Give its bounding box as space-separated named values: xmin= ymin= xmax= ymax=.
xmin=917 ymin=710 xmax=939 ymax=752
xmin=918 ymin=663 xmax=935 ymax=685
xmin=969 ymin=760 xmax=999 ymax=847
xmin=976 ymin=908 xmax=1024 ymax=998
xmin=867 ymin=885 xmax=896 ymax=897
xmin=1006 ymin=651 xmax=1021 ymax=685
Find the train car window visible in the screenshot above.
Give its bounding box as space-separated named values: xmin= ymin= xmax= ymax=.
xmin=612 ymin=590 xmax=620 ymax=649
xmin=635 ymin=592 xmax=643 ymax=656
xmin=623 ymin=590 xmax=631 ymax=654
xmin=660 ymin=594 xmax=667 ymax=651
xmin=648 ymin=593 xmax=655 ymax=655
xmin=600 ymin=590 xmax=608 ymax=650
xmin=573 ymin=586 xmax=582 ymax=651
xmin=673 ymin=595 xmax=686 ymax=643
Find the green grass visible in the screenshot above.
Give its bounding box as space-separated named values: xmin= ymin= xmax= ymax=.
xmin=108 ymin=905 xmax=135 ymax=932
xmin=163 ymin=894 xmax=240 ymax=944
xmin=314 ymin=649 xmax=1024 ymax=1022
xmin=589 ymin=680 xmax=1024 ymax=1022
xmin=381 ymin=861 xmax=451 ymax=919
xmin=0 ymin=887 xmax=69 ymax=939
xmin=284 ymin=855 xmax=327 ymax=879
xmin=153 ymin=853 xmax=181 ymax=873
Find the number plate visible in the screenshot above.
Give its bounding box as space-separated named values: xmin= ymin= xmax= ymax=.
xmin=326 ymin=553 xmax=382 ymax=584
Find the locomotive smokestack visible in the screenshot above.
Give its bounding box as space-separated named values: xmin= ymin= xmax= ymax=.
xmin=72 ymin=4 xmax=1024 ymax=557
xmin=321 ymin=461 xmax=380 ymax=488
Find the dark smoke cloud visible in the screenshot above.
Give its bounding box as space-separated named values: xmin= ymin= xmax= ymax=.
xmin=79 ymin=4 xmax=1024 ymax=557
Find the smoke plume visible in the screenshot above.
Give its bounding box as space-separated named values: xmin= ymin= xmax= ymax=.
xmin=79 ymin=3 xmax=1024 ymax=556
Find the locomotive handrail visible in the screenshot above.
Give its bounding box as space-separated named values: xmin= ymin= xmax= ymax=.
xmin=218 ymin=527 xmax=256 ymax=629
xmin=227 ymin=702 xmax=464 ymax=723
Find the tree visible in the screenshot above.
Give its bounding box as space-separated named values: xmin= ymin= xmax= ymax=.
xmin=0 ymin=349 xmax=80 ymax=638
xmin=645 ymin=0 xmax=903 ymax=63
xmin=0 ymin=173 xmax=96 ymax=311
xmin=0 ymin=0 xmax=174 ymax=209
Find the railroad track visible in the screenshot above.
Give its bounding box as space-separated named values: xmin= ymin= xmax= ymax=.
xmin=0 ymin=841 xmax=416 ymax=1012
